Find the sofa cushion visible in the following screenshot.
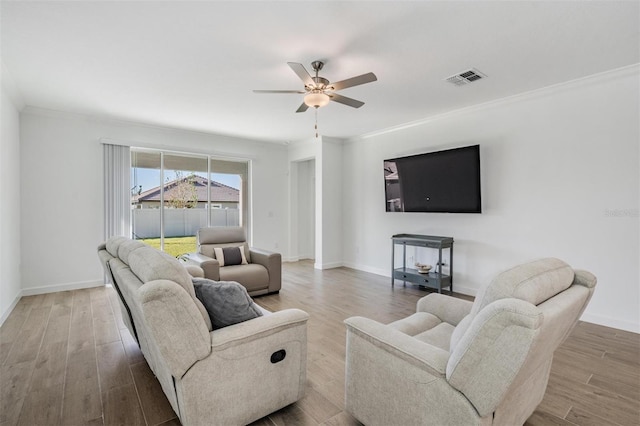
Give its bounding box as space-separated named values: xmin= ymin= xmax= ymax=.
xmin=213 ymin=246 xmax=248 ymax=266
xmin=192 ymin=278 xmax=263 ymax=329
xmin=118 ymin=239 xmax=146 ymax=265
xmin=129 ymin=246 xmax=196 ymax=298
xmin=106 ymin=236 xmax=129 ymax=258
xmin=471 ymin=258 xmax=575 ymax=315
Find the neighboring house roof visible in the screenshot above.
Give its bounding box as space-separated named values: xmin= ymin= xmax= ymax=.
xmin=133 ymin=175 xmax=239 ymax=203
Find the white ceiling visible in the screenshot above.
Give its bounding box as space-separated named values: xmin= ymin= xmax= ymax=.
xmin=2 ymin=1 xmax=639 ymax=144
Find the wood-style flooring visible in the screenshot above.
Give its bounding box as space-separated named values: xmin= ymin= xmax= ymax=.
xmin=1 ymin=260 xmax=638 ymax=425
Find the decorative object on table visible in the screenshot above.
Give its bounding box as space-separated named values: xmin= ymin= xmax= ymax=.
xmin=415 ymin=262 xmax=432 ymax=273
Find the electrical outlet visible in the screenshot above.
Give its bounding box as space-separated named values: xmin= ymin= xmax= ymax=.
xmin=408 ymin=255 xmax=414 ymax=264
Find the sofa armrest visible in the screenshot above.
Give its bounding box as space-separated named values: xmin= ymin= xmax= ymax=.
xmin=210 ymin=308 xmax=308 ymax=350
xmin=249 ymin=247 xmax=281 ymax=293
xmin=177 ymin=308 xmax=309 ymax=425
xmin=139 ymin=279 xmax=211 ymax=379
xmin=345 ymin=316 xmax=449 ymax=376
xmin=184 ymin=264 xmax=205 ymax=278
xmin=182 ymin=252 xmax=220 ymax=281
xmin=417 ymin=293 xmax=473 ymax=326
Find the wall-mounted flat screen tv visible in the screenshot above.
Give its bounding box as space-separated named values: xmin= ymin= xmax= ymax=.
xmin=384 ymin=145 xmax=481 ymax=213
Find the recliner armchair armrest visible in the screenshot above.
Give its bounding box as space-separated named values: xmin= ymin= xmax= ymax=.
xmin=345 ymin=316 xmax=449 ymax=376
xmin=249 ymin=247 xmax=281 ymax=293
xmin=417 ymin=293 xmax=473 ymax=326
xmin=182 ymin=252 xmax=220 ymax=281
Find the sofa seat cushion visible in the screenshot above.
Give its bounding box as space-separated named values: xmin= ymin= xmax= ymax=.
xmin=192 ymin=278 xmax=263 ymax=329
xmin=414 ymin=322 xmax=456 ymax=352
xmin=388 ymin=312 xmax=441 ymax=336
xmin=219 ymin=263 xmax=269 ymax=292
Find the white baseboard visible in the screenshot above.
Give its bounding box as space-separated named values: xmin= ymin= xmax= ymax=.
xmin=284 ymin=256 xmax=316 ymax=263
xmin=449 ymin=284 xmax=477 ymax=297
xmin=314 ymin=261 xmax=343 ymax=270
xmin=0 ymin=292 xmax=22 ymax=327
xmin=21 ymin=279 xmax=104 ymax=296
xmin=0 ymin=280 xmax=104 ymax=327
xmin=342 ymin=261 xmax=477 ymax=297
xmin=342 ymin=261 xmax=389 ymax=278
xmin=580 ymin=312 xmax=640 ymax=334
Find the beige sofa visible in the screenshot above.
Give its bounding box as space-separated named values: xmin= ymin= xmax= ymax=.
xmin=344 ymin=258 xmax=596 ymax=426
xmin=98 ymin=236 xmax=308 ymax=426
xmin=183 ymin=227 xmax=281 ymax=296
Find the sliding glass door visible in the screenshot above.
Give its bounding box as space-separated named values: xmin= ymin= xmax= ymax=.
xmin=131 ymin=148 xmax=249 ymax=257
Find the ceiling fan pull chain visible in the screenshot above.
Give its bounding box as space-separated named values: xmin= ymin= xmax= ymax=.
xmin=315 ymin=107 xmax=319 ymax=138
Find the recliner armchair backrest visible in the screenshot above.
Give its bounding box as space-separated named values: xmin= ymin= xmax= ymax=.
xmin=446 ymin=258 xmax=596 ymax=419
xmin=198 ymin=226 xmax=251 ymax=262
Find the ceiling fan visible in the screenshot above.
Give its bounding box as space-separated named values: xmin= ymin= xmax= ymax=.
xmin=253 ymin=61 xmax=377 ymax=113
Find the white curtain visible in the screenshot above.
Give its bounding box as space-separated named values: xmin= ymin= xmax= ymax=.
xmin=104 ymin=143 xmax=131 ymax=239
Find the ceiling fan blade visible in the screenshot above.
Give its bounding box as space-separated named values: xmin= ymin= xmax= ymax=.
xmin=288 ymin=62 xmax=315 ymax=87
xmin=329 ymin=72 xmax=377 ymax=91
xmin=328 ymin=93 xmax=365 ymax=108
xmin=253 ymin=90 xmax=305 ymax=94
xmin=296 ymin=102 xmax=309 ymax=113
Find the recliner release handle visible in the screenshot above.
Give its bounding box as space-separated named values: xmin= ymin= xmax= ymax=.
xmin=271 ymin=349 xmax=286 ymax=364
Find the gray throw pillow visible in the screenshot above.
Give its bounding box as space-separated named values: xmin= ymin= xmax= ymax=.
xmin=192 ymin=278 xmax=263 ymax=329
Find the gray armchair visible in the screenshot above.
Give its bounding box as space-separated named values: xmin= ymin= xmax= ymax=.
xmin=183 ymin=226 xmax=281 ymax=296
xmin=344 ymin=258 xmax=597 ymax=426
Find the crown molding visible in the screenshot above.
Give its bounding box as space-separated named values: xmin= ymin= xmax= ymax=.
xmin=353 ymin=63 xmax=640 ymax=142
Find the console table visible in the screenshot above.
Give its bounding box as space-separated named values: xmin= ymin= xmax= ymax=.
xmin=391 ymin=234 xmax=454 ymax=293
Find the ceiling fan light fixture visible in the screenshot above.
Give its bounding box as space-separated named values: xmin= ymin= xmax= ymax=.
xmin=304 ymin=92 xmax=330 ymax=108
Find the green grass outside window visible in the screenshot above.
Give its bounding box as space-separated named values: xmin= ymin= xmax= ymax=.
xmin=141 ymin=236 xmax=197 ymax=258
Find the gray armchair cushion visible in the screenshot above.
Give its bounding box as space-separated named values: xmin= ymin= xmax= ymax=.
xmin=193 ymin=278 xmax=263 ymax=329
xmin=198 ymin=226 xmax=252 ymax=262
xmin=219 ymin=263 xmax=270 ymax=293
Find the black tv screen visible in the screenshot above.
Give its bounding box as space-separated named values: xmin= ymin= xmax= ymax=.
xmin=384 ymin=145 xmax=481 ymax=213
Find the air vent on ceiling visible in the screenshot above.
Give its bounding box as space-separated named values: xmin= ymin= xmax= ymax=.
xmin=445 ymin=68 xmax=486 ymax=86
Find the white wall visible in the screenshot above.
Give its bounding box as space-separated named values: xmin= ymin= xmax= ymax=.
xmin=296 ymin=159 xmax=315 ymax=259
xmin=342 ymin=66 xmax=640 ymax=333
xmin=19 ymin=108 xmax=289 ymax=294
xmin=320 ymin=137 xmax=344 ymax=268
xmin=0 ymin=65 xmax=23 ymax=323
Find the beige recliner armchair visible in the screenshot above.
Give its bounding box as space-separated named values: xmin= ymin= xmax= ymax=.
xmin=344 ymin=258 xmax=597 ymax=426
xmin=183 ymin=226 xmax=281 ymax=296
